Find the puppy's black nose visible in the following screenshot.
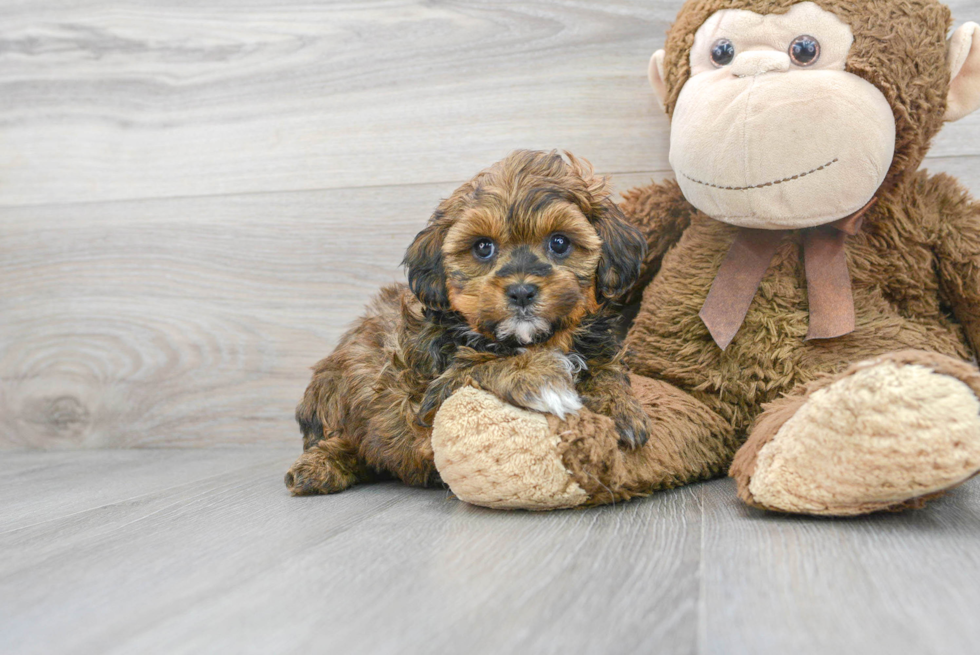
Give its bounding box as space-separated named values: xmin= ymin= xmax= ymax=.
xmin=506 ymin=283 xmax=538 ymax=308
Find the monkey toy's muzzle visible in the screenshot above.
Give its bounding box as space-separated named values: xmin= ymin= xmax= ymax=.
xmin=670 ymin=68 xmax=895 ymax=230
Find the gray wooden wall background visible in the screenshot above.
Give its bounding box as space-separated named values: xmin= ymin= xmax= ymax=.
xmin=2 ymin=0 xmax=979 ymax=450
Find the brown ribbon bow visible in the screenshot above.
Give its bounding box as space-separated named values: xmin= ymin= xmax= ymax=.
xmin=699 ymin=198 xmax=877 ymax=351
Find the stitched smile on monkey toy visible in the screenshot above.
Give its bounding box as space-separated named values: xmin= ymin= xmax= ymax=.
xmin=681 ymin=157 xmax=838 ymax=191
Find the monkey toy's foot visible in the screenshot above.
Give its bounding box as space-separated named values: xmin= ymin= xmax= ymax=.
xmin=431 ymin=386 xmax=593 ymax=510
xmin=732 ymin=351 xmax=980 ymax=516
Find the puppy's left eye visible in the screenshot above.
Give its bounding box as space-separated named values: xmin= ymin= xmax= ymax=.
xmin=548 ymin=233 xmax=572 ymax=257
xmin=472 ymin=238 xmax=496 ymax=260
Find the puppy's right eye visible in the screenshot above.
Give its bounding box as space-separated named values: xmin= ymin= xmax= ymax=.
xmin=472 ymin=238 xmax=496 ymax=260
xmin=548 ymin=233 xmax=571 ymax=257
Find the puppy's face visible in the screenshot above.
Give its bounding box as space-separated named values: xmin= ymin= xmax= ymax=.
xmin=404 ymin=150 xmax=646 ymax=346
xmin=442 ymin=190 xmax=603 ymax=344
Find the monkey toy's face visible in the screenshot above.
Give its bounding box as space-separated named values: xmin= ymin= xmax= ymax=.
xmin=650 ymin=0 xmax=980 ymax=229
xmin=658 ymin=2 xmax=898 ymax=229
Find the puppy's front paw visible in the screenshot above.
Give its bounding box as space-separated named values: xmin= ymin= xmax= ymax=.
xmin=521 ymin=383 xmax=584 ymax=419
xmin=612 ymin=405 xmax=652 ymax=449
xmin=480 ymin=349 xmax=584 ymax=419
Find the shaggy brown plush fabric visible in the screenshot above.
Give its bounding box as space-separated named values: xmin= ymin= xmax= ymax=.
xmin=610 ymin=0 xmax=976 ymax=507
xmin=609 ymin=0 xmax=980 ymax=513
xmin=541 ymin=163 xmax=980 ymax=511
xmin=557 ymin=374 xmax=739 ymax=505
xmin=429 ymin=0 xmax=980 ymax=515
xmin=624 ymin=171 xmax=977 ymax=437
xmin=432 ymin=374 xmax=738 ymax=508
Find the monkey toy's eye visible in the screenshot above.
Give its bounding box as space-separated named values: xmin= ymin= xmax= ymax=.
xmin=789 ymin=35 xmax=820 ymax=66
xmin=548 ymin=233 xmax=572 ymax=257
xmin=472 ymin=238 xmax=496 ymax=260
xmin=710 ymin=39 xmax=736 ymax=67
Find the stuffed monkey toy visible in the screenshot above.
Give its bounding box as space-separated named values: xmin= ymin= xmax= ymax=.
xmin=430 ymin=0 xmax=980 ymax=515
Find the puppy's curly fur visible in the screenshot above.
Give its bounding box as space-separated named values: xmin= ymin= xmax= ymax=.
xmin=285 ymin=150 xmax=649 ymax=496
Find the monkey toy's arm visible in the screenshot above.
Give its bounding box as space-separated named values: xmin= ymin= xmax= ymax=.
xmin=933 ymin=178 xmax=980 ymax=358
xmin=618 ymin=178 xmax=696 ymax=305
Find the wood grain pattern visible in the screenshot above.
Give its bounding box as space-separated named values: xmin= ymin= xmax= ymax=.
xmin=0 ymin=448 xmax=702 ymax=655
xmin=0 ymin=0 xmax=674 ymax=206
xmin=2 ymin=449 xmax=979 ymax=655
xmin=0 ymin=1 xmax=976 ymax=207
xmin=2 ymin=0 xmax=980 ymax=449
xmin=5 ymin=3 xmax=980 ymax=653
xmin=699 ymin=478 xmax=980 ymax=655
xmin=0 ymin=183 xmax=453 ymax=448
xmin=4 ymin=163 xmax=978 ymax=449
xmin=0 ymin=448 xmax=294 ymax=532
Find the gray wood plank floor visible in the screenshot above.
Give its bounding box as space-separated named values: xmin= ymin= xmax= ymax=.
xmin=2 ymin=449 xmax=979 ymax=655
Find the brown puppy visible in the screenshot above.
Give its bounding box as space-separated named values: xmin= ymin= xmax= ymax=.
xmin=284 ymin=150 xmax=649 ymax=495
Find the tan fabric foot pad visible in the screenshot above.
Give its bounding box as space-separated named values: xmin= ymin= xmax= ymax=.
xmin=741 ymin=355 xmax=980 ymax=516
xmin=431 ymin=386 xmax=589 ymax=510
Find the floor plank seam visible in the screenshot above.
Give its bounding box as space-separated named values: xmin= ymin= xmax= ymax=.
xmin=0 ymin=169 xmax=679 ymax=212
xmin=96 ymin=494 xmax=412 ymax=642
xmin=696 ymin=485 xmax=707 ymax=655
xmin=0 ymin=456 xmax=295 ymax=537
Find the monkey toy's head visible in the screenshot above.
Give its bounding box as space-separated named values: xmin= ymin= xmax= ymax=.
xmin=648 ymin=0 xmax=980 ymax=229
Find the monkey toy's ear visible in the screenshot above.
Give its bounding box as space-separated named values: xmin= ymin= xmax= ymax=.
xmin=403 ymin=212 xmax=451 ymax=311
xmin=648 ymin=49 xmax=668 ymax=113
xmin=946 ymin=22 xmax=980 ymax=122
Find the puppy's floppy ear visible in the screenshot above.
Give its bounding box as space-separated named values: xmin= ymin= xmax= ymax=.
xmin=403 ymin=210 xmax=451 ymax=311
xmin=565 ymin=152 xmax=647 ymax=302
xmin=592 ymin=201 xmax=646 ymax=301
